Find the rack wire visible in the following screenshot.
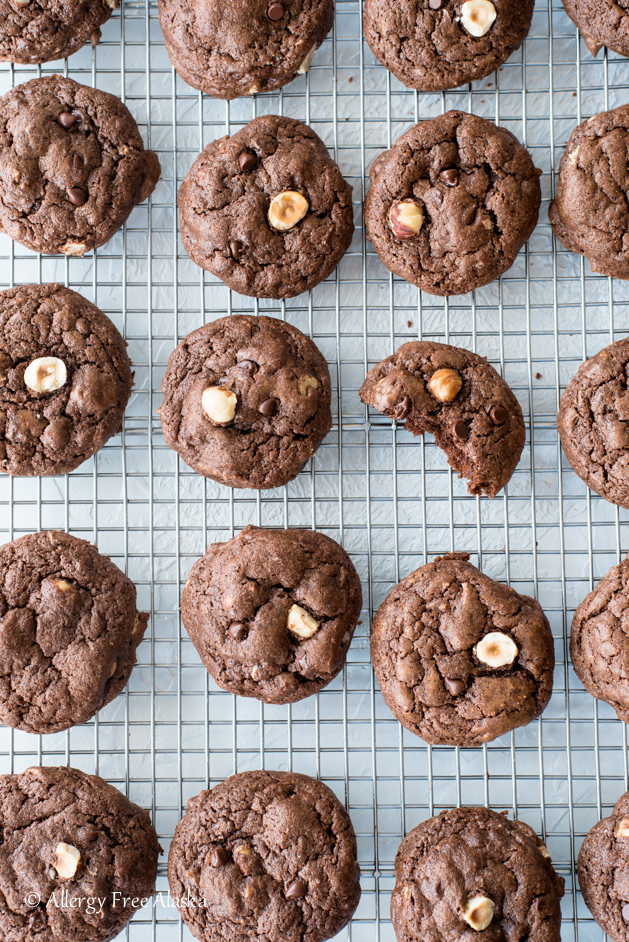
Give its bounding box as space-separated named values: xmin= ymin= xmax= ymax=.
xmin=0 ymin=0 xmax=627 ymax=938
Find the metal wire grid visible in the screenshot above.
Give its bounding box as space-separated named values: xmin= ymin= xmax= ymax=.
xmin=0 ymin=0 xmax=629 ymax=939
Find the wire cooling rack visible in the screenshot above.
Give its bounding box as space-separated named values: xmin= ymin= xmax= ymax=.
xmin=1 ymin=0 xmax=629 ymax=939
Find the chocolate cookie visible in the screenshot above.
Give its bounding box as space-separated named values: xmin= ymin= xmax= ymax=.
xmin=158 ymin=0 xmax=333 ymax=100
xmin=0 ymin=75 xmax=160 ymax=257
xmin=579 ymin=791 xmax=629 ymax=942
xmin=178 ymin=115 xmax=354 ymax=299
xmin=560 ymin=0 xmax=629 ymax=58
xmin=550 ymin=106 xmax=629 ymax=279
xmin=364 ymin=111 xmax=541 ymax=296
xmin=371 ymin=552 xmax=554 ymax=747
xmin=159 ymin=315 xmax=332 ymax=489
xmin=364 ymin=0 xmax=534 ymax=92
xmin=360 ymin=340 xmax=525 ymax=498
xmin=168 ymin=769 xmax=361 ymax=942
xmin=570 ymin=553 xmax=629 ymax=721
xmin=392 ymin=807 xmax=564 ymax=942
xmin=0 ymin=0 xmax=118 ymax=64
xmin=0 ymin=765 xmax=160 ymax=942
xmin=0 ymin=284 xmax=133 ymax=477
xmin=0 ymin=530 xmax=148 ymax=734
xmin=181 ymin=526 xmax=362 ymax=705
xmin=557 ymin=337 xmax=629 ymax=508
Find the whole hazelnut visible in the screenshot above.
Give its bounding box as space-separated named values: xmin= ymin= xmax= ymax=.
xmin=462 ymin=895 xmax=495 ymax=931
xmin=474 ymin=631 xmax=518 ymax=668
xmin=287 ymin=603 xmax=319 ymax=639
xmin=460 ymin=0 xmax=497 ymax=37
xmin=55 ymin=843 xmax=81 ymax=879
xmin=428 ymin=368 xmax=462 ymax=403
xmin=202 ymin=386 xmax=237 ymax=425
xmin=388 ymin=200 xmax=424 ymax=240
xmin=299 ymin=376 xmax=319 ymax=398
xmin=24 ymin=357 xmax=67 ymax=394
xmin=268 ymin=192 xmax=309 ymax=231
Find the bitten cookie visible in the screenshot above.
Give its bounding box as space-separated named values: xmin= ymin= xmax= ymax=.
xmin=181 ymin=526 xmax=362 ymax=704
xmin=159 ymin=315 xmax=332 ymax=489
xmin=0 ymin=0 xmax=118 ymax=64
xmin=579 ymin=790 xmax=629 ymax=942
xmin=557 ymin=337 xmax=629 ymax=508
xmin=178 ymin=115 xmax=354 ymax=299
xmin=392 ymin=807 xmax=564 ymax=942
xmin=560 ymin=0 xmax=629 ymax=58
xmin=0 ymin=765 xmax=160 ymax=942
xmin=364 ymin=111 xmax=541 ymax=296
xmin=364 ymin=0 xmax=534 ymax=92
xmin=550 ymin=106 xmax=629 ymax=279
xmin=168 ymin=770 xmax=361 ymax=942
xmin=0 ymin=284 xmax=133 ymax=476
xmin=571 ymin=553 xmax=629 ymax=721
xmin=158 ymin=0 xmax=333 ymax=100
xmin=0 ymin=75 xmax=160 ymax=256
xmin=359 ymin=340 xmax=525 ymax=498
xmin=371 ymin=553 xmax=554 ymax=747
xmin=0 ymin=530 xmax=148 ymax=734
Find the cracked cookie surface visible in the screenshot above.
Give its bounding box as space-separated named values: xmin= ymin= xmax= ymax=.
xmin=0 ymin=530 xmax=148 ymax=734
xmin=560 ymin=0 xmax=629 ymax=59
xmin=579 ymin=790 xmax=629 ymax=942
xmin=359 ymin=340 xmax=525 ymax=498
xmin=159 ymin=315 xmax=332 ymax=490
xmin=364 ymin=111 xmax=541 ymax=296
xmin=550 ymin=105 xmax=629 ymax=278
xmin=557 ymin=337 xmax=629 ymax=508
xmin=178 ymin=115 xmax=354 ymax=299
xmin=364 ymin=0 xmax=534 ymax=92
xmin=181 ymin=526 xmax=362 ymax=705
xmin=0 ymin=75 xmax=160 ymax=256
xmin=392 ymin=807 xmax=564 ymax=942
xmin=0 ymin=0 xmax=118 ymax=64
xmin=168 ymin=769 xmax=361 ymax=942
xmin=0 ymin=283 xmax=133 ymax=476
xmin=0 ymin=765 xmax=159 ymax=942
xmin=371 ymin=552 xmax=554 ymax=747
xmin=158 ymin=0 xmax=333 ymax=100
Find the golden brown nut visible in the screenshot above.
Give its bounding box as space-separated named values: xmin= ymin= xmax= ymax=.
xmin=388 ymin=200 xmax=424 ymax=240
xmin=460 ymin=0 xmax=497 ymax=37
xmin=428 ymin=368 xmax=463 ymax=403
xmin=268 ymin=192 xmax=309 ymax=231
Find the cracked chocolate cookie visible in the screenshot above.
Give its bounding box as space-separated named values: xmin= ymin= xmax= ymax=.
xmin=178 ymin=115 xmax=354 ymax=299
xmin=0 ymin=284 xmax=133 ymax=477
xmin=560 ymin=0 xmax=629 ymax=58
xmin=364 ymin=111 xmax=541 ymax=296
xmin=371 ymin=552 xmax=554 ymax=747
xmin=0 ymin=75 xmax=160 ymax=256
xmin=550 ymin=106 xmax=629 ymax=279
xmin=392 ymin=807 xmax=564 ymax=942
xmin=181 ymin=526 xmax=362 ymax=704
xmin=0 ymin=765 xmax=160 ymax=942
xmin=0 ymin=529 xmax=148 ymax=734
xmin=571 ymin=553 xmax=629 ymax=721
xmin=159 ymin=315 xmax=332 ymax=489
xmin=158 ymin=0 xmax=333 ymax=100
xmin=168 ymin=769 xmax=361 ymax=942
xmin=364 ymin=0 xmax=534 ymax=92
xmin=0 ymin=0 xmax=118 ymax=64
xmin=579 ymin=790 xmax=629 ymax=942
xmin=360 ymin=340 xmax=525 ymax=498
xmin=557 ymin=337 xmax=629 ymax=508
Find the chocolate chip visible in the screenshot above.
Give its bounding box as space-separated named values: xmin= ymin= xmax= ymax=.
xmin=623 ymin=903 xmax=629 ymax=922
xmin=286 ymin=879 xmax=307 ymax=899
xmin=463 ymin=206 xmax=477 ymax=225
xmin=229 ymin=622 xmax=248 ymax=641
xmin=452 ymin=420 xmax=469 ymax=441
xmin=445 ymin=678 xmax=466 ymax=696
xmin=73 ymin=154 xmax=84 ymax=172
xmin=58 ymin=112 xmax=78 ymax=129
xmin=490 ymin=405 xmax=508 ymax=425
xmin=440 ymin=168 xmax=459 ymax=186
xmin=258 ymin=398 xmax=278 ymax=415
xmin=392 ymin=396 xmax=411 ymax=421
xmin=237 ymin=359 xmax=256 ymax=373
xmin=230 ymin=240 xmax=245 ymax=260
xmin=429 ymin=0 xmax=442 ymax=8
xmin=66 ymin=187 xmax=87 ymax=206
xmin=28 ymin=909 xmax=46 ymax=931
xmin=267 ymin=2 xmax=284 ymax=19
xmin=239 ymin=151 xmax=258 ymax=172
xmin=210 ymin=847 xmax=229 ymax=867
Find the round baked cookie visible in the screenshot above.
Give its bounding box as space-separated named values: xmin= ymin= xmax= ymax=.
xmin=168 ymin=769 xmax=361 ymax=942
xmin=364 ymin=0 xmax=534 ymax=92
xmin=579 ymin=790 xmax=629 ymax=942
xmin=371 ymin=552 xmax=554 ymax=747
xmin=158 ymin=0 xmax=333 ymax=100
xmin=557 ymin=337 xmax=629 ymax=508
xmin=364 ymin=111 xmax=541 ymax=296
xmin=159 ymin=315 xmax=332 ymax=489
xmin=560 ymin=0 xmax=629 ymax=59
xmin=550 ymin=106 xmax=629 ymax=279
xmin=0 ymin=765 xmax=160 ymax=942
xmin=0 ymin=530 xmax=148 ymax=734
xmin=0 ymin=0 xmax=118 ymax=64
xmin=178 ymin=115 xmax=354 ymax=299
xmin=359 ymin=340 xmax=525 ymax=498
xmin=181 ymin=526 xmax=362 ymax=704
xmin=0 ymin=284 xmax=133 ymax=477
xmin=392 ymin=807 xmax=564 ymax=942
xmin=0 ymin=75 xmax=160 ymax=257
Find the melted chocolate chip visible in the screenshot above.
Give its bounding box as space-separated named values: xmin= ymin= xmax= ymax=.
xmin=267 ymin=2 xmax=284 ymax=19
xmin=58 ymin=112 xmax=78 ymax=129
xmin=286 ymin=879 xmax=308 ymax=899
xmin=452 ymin=420 xmax=469 ymax=441
xmin=210 ymin=847 xmax=229 ymax=867
xmin=28 ymin=909 xmax=47 ymax=932
xmin=490 ymin=405 xmax=508 ymax=425
xmin=73 ymin=154 xmax=84 ymax=172
xmin=237 ymin=359 xmax=256 ymax=374
xmin=440 ymin=168 xmax=459 ymax=186
xmin=463 ymin=206 xmax=477 ymax=226
xmin=392 ymin=396 xmax=411 ymax=421
xmin=229 ymin=622 xmax=248 ymax=641
xmin=623 ymin=903 xmax=629 ymax=922
xmin=258 ymin=398 xmax=279 ymax=416
xmin=230 ymin=240 xmax=245 ymax=260
xmin=239 ymin=151 xmax=258 ymax=172
xmin=445 ymin=678 xmax=466 ymax=696
xmin=66 ymin=187 xmax=88 ymax=206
